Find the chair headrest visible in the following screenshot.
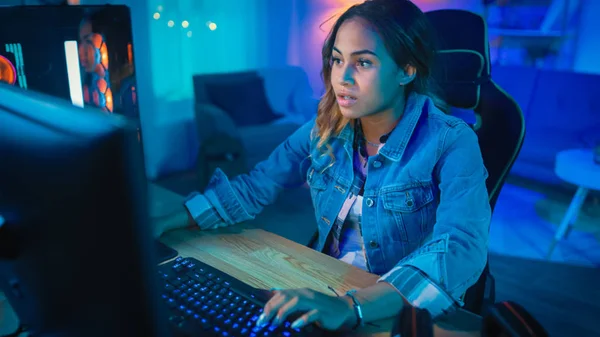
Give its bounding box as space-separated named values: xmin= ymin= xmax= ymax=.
xmin=425 ymin=10 xmax=491 ymax=110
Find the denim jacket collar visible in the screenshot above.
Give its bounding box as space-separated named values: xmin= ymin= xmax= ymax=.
xmin=335 ymin=92 xmax=428 ymax=162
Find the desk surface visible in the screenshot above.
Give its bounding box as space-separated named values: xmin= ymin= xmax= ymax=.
xmin=161 ymin=225 xmax=481 ymax=337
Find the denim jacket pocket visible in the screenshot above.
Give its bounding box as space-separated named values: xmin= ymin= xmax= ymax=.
xmin=381 ymin=182 xmax=436 ymax=243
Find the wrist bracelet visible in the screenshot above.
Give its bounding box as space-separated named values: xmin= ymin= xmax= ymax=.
xmin=346 ymin=289 xmax=364 ymax=330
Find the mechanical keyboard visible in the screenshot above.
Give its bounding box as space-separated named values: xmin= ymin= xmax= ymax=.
xmin=158 ymin=256 xmax=323 ymax=337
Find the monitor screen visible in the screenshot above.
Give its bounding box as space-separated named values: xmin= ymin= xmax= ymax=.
xmin=0 ymin=82 xmax=165 ymax=337
xmin=0 ymin=5 xmax=139 ymax=119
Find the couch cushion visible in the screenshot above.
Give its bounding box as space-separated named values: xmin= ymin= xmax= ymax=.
xmin=238 ymin=122 xmax=303 ymax=169
xmin=512 ymin=69 xmax=600 ymax=185
xmin=206 ymin=76 xmax=281 ymax=127
xmin=258 ymin=66 xmax=313 ymax=115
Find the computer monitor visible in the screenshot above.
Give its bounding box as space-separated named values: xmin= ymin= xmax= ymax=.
xmin=0 ymin=5 xmax=139 ymax=119
xmin=0 ymin=2 xmax=179 ymax=255
xmin=0 ymin=83 xmax=168 ymax=337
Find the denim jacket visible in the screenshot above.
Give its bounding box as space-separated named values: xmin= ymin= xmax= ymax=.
xmin=185 ymin=93 xmax=491 ymax=317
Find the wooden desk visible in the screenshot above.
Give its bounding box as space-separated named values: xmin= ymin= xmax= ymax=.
xmin=160 ymin=225 xmax=481 ymax=337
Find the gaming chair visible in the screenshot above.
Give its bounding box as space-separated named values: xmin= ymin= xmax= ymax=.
xmin=425 ymin=9 xmax=526 ymax=315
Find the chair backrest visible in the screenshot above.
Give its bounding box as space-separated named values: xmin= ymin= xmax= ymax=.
xmin=425 ymin=9 xmax=526 ymax=315
xmin=425 ymin=9 xmax=526 ymax=212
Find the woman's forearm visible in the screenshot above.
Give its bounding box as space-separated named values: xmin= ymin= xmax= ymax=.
xmin=342 ymin=281 xmax=406 ymax=326
xmin=160 ymin=207 xmax=196 ymax=233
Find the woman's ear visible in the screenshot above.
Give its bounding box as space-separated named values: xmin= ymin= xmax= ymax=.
xmin=396 ymin=65 xmax=417 ymax=85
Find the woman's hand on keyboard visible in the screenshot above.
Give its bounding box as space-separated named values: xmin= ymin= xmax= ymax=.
xmin=257 ymin=288 xmax=356 ymax=331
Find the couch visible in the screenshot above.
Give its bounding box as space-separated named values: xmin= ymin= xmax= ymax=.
xmin=192 ymin=66 xmax=318 ymax=171
xmin=155 ymin=66 xmax=320 ymax=244
xmin=156 ymin=66 xmax=318 ymax=194
xmin=493 ymin=66 xmax=600 ymax=188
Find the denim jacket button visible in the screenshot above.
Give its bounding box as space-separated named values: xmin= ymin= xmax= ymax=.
xmin=406 ymin=200 xmax=414 ymax=207
xmin=369 ymin=240 xmax=379 ymax=248
xmin=373 ymin=161 xmax=382 ymax=168
xmin=365 ymin=198 xmax=374 ymax=207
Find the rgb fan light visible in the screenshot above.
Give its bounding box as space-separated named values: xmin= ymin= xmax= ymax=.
xmin=0 ymin=55 xmax=17 ymax=85
xmin=80 ymin=32 xmax=113 ymax=112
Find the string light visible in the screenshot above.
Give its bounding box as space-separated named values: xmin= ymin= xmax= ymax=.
xmin=206 ymin=21 xmax=217 ymax=31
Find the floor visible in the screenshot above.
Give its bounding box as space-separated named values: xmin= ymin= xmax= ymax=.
xmin=490 ymin=253 xmax=600 ymax=337
xmin=491 ymin=177 xmax=600 ymax=267
xmin=488 ymin=178 xmax=600 ymax=337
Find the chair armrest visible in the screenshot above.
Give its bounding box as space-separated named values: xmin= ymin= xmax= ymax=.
xmin=194 ymin=103 xmax=240 ymax=143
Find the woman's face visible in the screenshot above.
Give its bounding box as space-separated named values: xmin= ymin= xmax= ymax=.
xmin=330 ymin=17 xmax=403 ymax=119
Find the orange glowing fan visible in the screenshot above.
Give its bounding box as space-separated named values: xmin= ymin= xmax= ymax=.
xmin=0 ymin=55 xmax=17 ymax=85
xmin=81 ymin=32 xmax=113 ymax=113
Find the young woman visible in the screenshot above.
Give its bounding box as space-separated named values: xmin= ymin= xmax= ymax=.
xmin=155 ymin=0 xmax=491 ymax=331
